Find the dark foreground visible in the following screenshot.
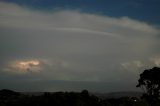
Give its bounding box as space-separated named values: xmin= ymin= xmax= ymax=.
xmin=0 ymin=89 xmax=159 ymax=106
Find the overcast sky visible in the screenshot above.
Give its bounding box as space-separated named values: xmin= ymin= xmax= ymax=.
xmin=0 ymin=0 xmax=160 ymax=92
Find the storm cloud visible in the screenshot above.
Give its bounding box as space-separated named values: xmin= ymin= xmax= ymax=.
xmin=0 ymin=2 xmax=160 ymax=92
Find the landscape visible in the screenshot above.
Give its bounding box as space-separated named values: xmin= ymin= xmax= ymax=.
xmin=0 ymin=89 xmax=144 ymax=106
xmin=0 ymin=0 xmax=160 ymax=106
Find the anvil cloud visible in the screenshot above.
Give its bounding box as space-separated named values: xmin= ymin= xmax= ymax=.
xmin=0 ymin=2 xmax=160 ymax=92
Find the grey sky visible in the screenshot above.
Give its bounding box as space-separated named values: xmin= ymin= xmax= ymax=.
xmin=0 ymin=2 xmax=160 ymax=92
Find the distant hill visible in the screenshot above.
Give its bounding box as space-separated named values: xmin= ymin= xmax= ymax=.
xmin=93 ymin=91 xmax=142 ymax=99
xmin=0 ymin=89 xmax=142 ymax=98
xmin=20 ymin=91 xmax=142 ymax=98
xmin=21 ymin=92 xmax=44 ymax=96
xmin=0 ymin=89 xmax=20 ymax=96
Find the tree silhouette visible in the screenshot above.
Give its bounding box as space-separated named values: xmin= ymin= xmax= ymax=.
xmin=136 ymin=67 xmax=160 ymax=104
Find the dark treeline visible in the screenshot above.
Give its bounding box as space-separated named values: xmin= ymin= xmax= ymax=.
xmin=0 ymin=89 xmax=157 ymax=106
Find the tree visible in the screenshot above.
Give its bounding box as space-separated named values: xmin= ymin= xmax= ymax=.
xmin=136 ymin=67 xmax=160 ymax=104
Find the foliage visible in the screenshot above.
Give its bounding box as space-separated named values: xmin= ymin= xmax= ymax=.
xmin=136 ymin=67 xmax=160 ymax=104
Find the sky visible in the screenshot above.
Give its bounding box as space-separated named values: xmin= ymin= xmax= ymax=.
xmin=0 ymin=0 xmax=160 ymax=92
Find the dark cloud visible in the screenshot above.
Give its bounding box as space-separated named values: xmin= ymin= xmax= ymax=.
xmin=0 ymin=2 xmax=160 ymax=92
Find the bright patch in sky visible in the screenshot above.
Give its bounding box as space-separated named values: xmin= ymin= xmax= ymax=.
xmin=4 ymin=60 xmax=41 ymax=74
xmin=16 ymin=60 xmax=40 ymax=70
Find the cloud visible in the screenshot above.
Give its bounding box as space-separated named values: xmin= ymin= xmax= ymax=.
xmin=2 ymin=58 xmax=71 ymax=75
xmin=150 ymin=56 xmax=160 ymax=67
xmin=3 ymin=59 xmax=45 ymax=74
xmin=121 ymin=61 xmax=144 ymax=70
xmin=0 ymin=1 xmax=160 ymax=83
xmin=0 ymin=2 xmax=159 ymax=34
xmin=121 ymin=56 xmax=160 ymax=75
